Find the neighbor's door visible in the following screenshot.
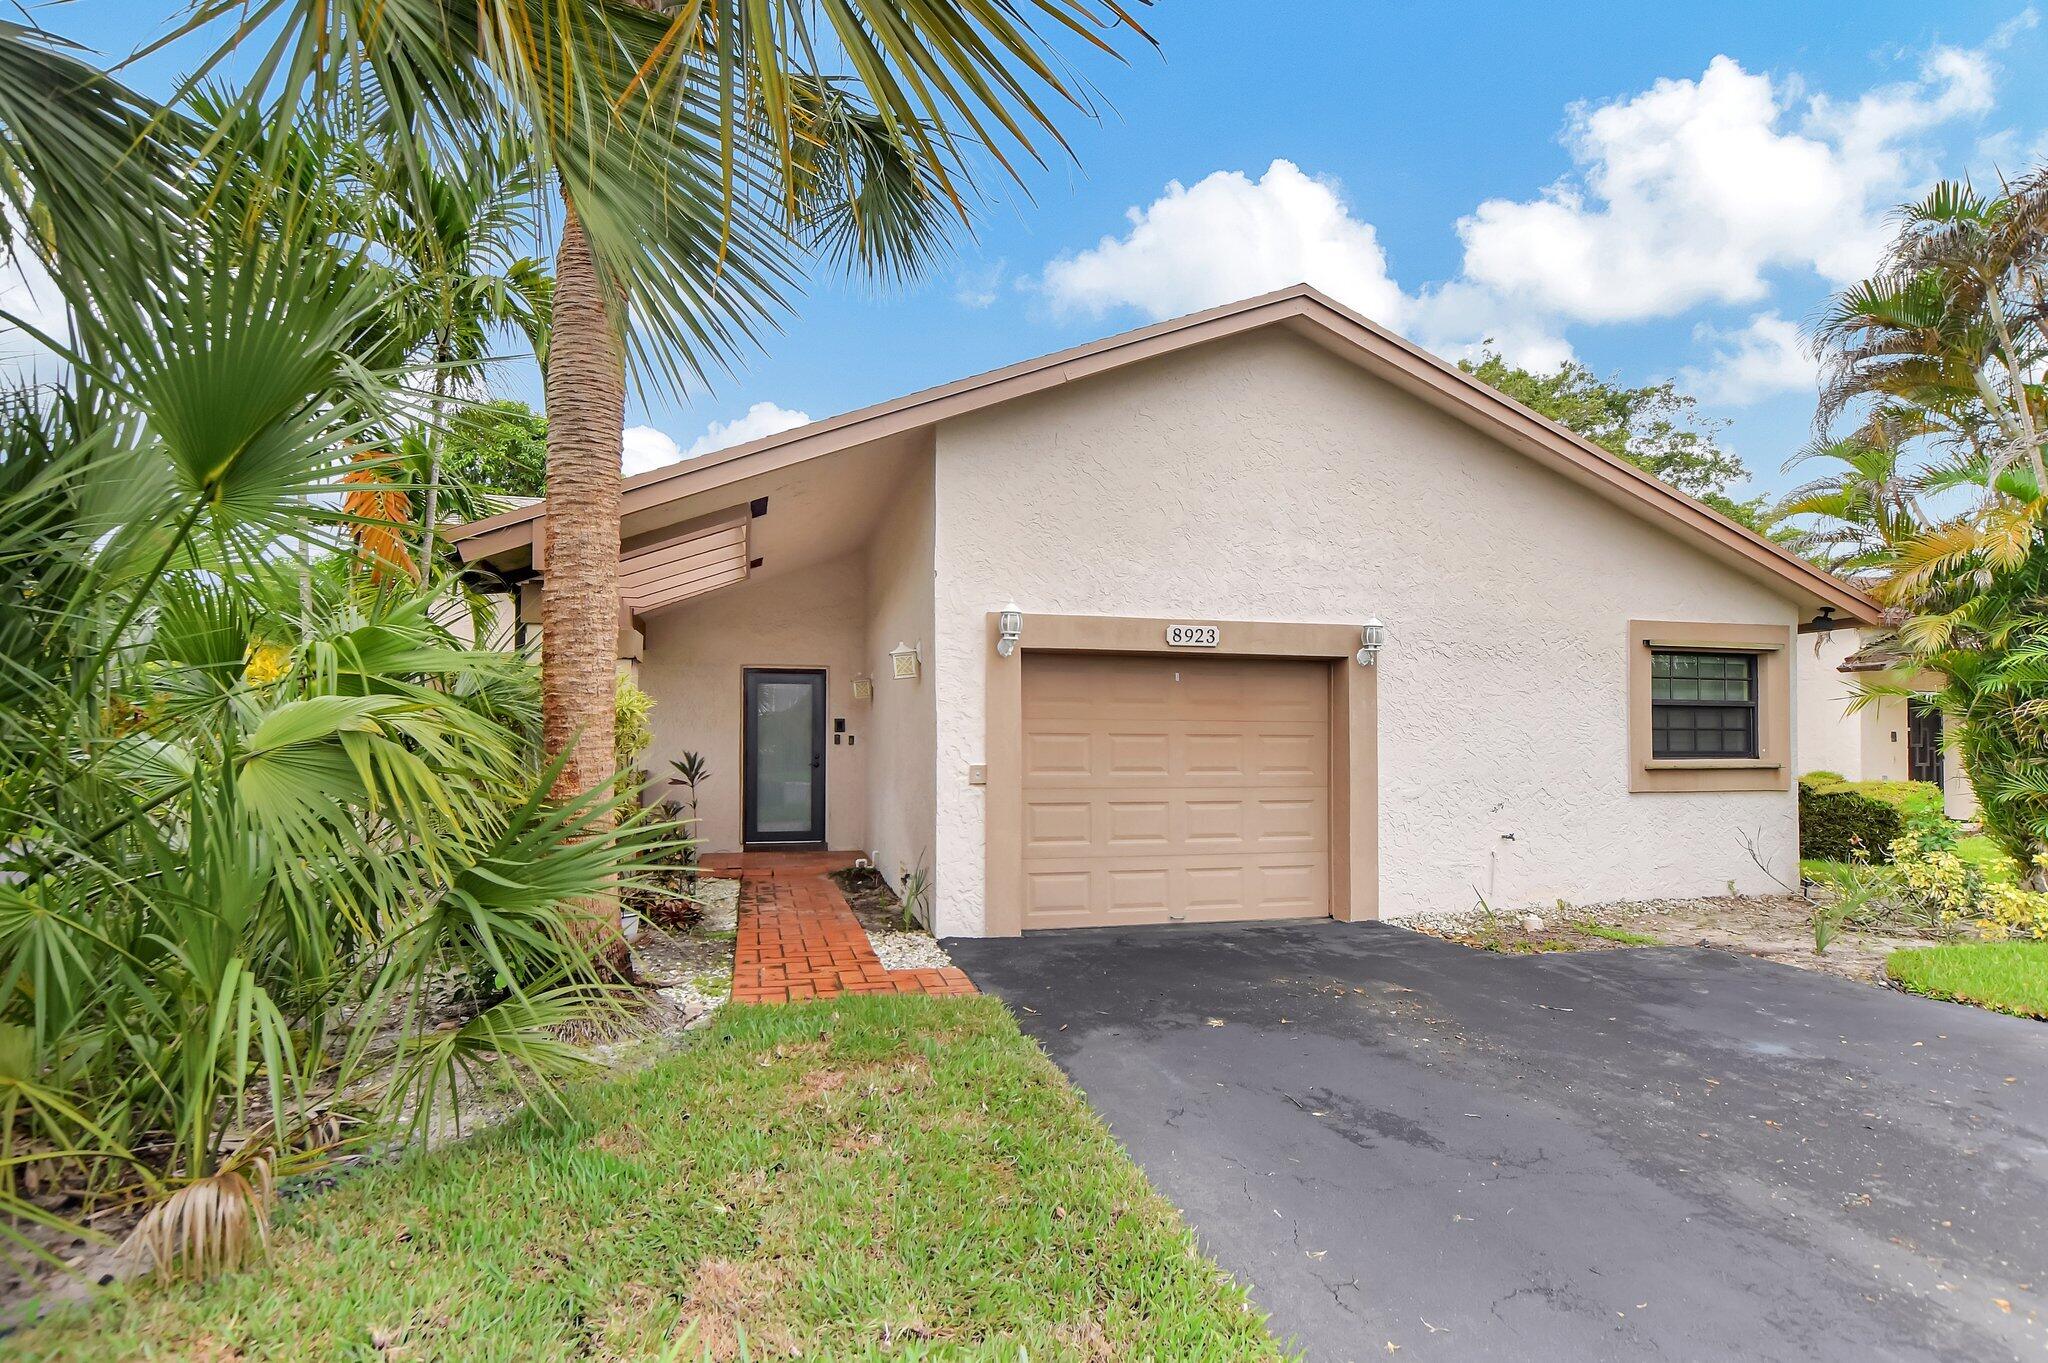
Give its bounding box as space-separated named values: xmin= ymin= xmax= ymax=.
xmin=744 ymin=669 xmax=827 ymax=846
xmin=1908 ymin=699 xmax=1945 ymax=787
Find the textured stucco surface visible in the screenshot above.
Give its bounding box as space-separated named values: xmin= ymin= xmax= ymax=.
xmin=861 ymin=447 xmax=939 ymax=900
xmin=638 ymin=557 xmax=869 ymax=852
xmin=931 ymin=330 xmax=1802 ymax=937
xmin=1795 ymin=629 xmax=1874 ymax=780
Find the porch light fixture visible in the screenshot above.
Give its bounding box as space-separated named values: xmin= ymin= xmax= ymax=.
xmin=1357 ymin=617 xmax=1386 ymax=667
xmin=996 ymin=602 xmax=1023 ymax=658
xmin=889 ymin=640 xmax=921 ymax=681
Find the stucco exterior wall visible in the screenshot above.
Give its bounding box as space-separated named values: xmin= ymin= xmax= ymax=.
xmin=1945 ymin=746 xmax=1980 ymax=820
xmin=930 ymin=329 xmax=1803 ymax=937
xmin=1859 ymin=695 xmax=1911 ymax=782
xmin=638 ymin=557 xmax=869 ymax=853
xmin=862 ymin=448 xmax=939 ymax=906
xmin=1794 ymin=630 xmax=1868 ymax=779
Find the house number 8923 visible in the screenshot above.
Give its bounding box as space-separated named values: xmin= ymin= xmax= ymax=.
xmin=1165 ymin=624 xmax=1220 ymax=648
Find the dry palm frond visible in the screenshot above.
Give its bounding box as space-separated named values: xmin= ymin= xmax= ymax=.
xmin=341 ymin=451 xmax=418 ymax=584
xmin=120 ymin=1155 xmax=274 ymax=1281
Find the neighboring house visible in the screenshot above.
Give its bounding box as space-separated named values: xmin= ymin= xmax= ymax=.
xmin=1794 ymin=628 xmax=1978 ymax=819
xmin=449 ymin=286 xmax=1878 ymax=938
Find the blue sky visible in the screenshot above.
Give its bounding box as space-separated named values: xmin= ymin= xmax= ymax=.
xmin=83 ymin=1 xmax=2048 ymax=497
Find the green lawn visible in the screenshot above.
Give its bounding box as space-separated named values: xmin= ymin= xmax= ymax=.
xmin=7 ymin=997 xmax=1287 ymax=1362
xmin=1886 ymin=941 xmax=2048 ymax=1020
xmin=1803 ymin=834 xmax=2019 ymax=887
xmin=1954 ymin=834 xmax=2019 ymax=880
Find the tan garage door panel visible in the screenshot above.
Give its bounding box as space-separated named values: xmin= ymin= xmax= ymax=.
xmin=1020 ymin=653 xmax=1330 ymax=929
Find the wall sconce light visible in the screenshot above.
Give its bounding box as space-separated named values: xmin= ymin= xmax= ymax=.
xmin=1799 ymin=606 xmax=1839 ymax=637
xmin=996 ymin=602 xmax=1023 ymax=658
xmin=889 ymin=640 xmax=921 ymax=680
xmin=851 ymin=674 xmax=874 ymax=701
xmin=1357 ymin=617 xmax=1386 ymax=667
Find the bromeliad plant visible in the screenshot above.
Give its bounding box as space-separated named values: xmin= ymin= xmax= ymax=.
xmin=0 ymin=29 xmax=672 ymax=1276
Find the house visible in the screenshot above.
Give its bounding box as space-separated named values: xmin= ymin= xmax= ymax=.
xmin=1794 ymin=627 xmax=1978 ymax=818
xmin=449 ymin=286 xmax=1880 ymax=937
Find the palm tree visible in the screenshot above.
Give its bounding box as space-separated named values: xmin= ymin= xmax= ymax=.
xmin=0 ymin=28 xmax=676 ymax=1271
xmin=1773 ymin=419 xmax=1928 ymax=573
xmin=1815 ymin=174 xmax=2048 ymax=499
xmin=165 ymin=0 xmax=1153 ymax=931
xmin=364 ymin=133 xmax=553 ymax=546
xmin=1805 ymin=169 xmax=2048 ymax=881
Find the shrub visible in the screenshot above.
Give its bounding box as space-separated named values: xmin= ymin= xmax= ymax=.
xmin=1801 ymin=773 xmax=1945 ymax=814
xmin=1800 ymin=781 xmax=1906 ymax=863
xmin=614 ymin=674 xmax=655 ymax=799
xmin=1975 ymin=861 xmax=2048 ymax=941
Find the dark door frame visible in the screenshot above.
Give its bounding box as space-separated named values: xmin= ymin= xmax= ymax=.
xmin=742 ymin=667 xmax=828 ymax=847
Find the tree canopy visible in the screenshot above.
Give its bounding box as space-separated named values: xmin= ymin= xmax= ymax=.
xmin=1459 ymin=351 xmax=1773 ymax=532
xmin=440 ymin=399 xmax=549 ymax=505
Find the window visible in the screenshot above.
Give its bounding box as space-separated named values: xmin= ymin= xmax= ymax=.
xmin=1650 ymin=651 xmax=1758 ymax=759
xmin=1628 ymin=621 xmax=1788 ymax=793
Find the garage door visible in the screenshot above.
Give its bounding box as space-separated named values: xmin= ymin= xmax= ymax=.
xmin=1019 ymin=653 xmax=1331 ymax=929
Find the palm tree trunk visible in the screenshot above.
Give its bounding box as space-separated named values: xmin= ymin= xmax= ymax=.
xmin=541 ymin=203 xmax=625 ymax=936
xmin=421 ymin=344 xmax=452 ymax=553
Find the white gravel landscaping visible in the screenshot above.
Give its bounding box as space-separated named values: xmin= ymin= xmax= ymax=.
xmin=865 ymin=927 xmax=957 ymax=972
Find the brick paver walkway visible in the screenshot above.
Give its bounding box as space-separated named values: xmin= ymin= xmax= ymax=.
xmin=704 ymin=852 xmax=976 ymax=1004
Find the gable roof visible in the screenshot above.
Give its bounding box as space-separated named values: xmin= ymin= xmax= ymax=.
xmin=450 ymin=284 xmax=1880 ymax=624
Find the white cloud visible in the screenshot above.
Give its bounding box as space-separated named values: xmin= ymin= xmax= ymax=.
xmin=1040 ymin=160 xmax=1409 ymax=328
xmin=685 ymin=401 xmax=811 ymax=455
xmin=620 ymin=426 xmax=684 ymax=476
xmin=1026 ymin=24 xmax=2023 ymax=400
xmin=1455 ymin=46 xmax=1996 ymax=323
xmin=622 ymin=401 xmax=812 ymax=476
xmin=1679 ymin=311 xmax=1817 ymax=405
xmin=953 ymin=260 xmax=1006 ymax=309
xmin=1406 ymin=281 xmax=1575 ymax=373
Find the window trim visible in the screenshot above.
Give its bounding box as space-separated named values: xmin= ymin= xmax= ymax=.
xmin=1627 ymin=621 xmax=1790 ymax=793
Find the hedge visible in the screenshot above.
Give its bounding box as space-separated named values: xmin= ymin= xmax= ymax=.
xmin=1798 ymin=775 xmax=1932 ymax=863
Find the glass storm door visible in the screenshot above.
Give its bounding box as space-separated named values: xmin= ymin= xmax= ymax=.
xmin=744 ymin=670 xmax=827 ymax=845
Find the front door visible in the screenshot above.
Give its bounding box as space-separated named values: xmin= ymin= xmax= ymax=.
xmin=744 ymin=669 xmax=827 ymax=846
xmin=1908 ymin=700 xmax=1945 ymax=787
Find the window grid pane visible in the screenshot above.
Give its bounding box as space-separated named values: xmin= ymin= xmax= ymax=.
xmin=1650 ymin=650 xmax=1759 ymax=760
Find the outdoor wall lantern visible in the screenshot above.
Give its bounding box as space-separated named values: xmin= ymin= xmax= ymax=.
xmin=889 ymin=640 xmax=921 ymax=681
xmin=1357 ymin=617 xmax=1386 ymax=667
xmin=1799 ymin=606 xmax=1839 ymax=638
xmin=851 ymin=674 xmax=874 ymax=701
xmin=996 ymin=602 xmax=1023 ymax=658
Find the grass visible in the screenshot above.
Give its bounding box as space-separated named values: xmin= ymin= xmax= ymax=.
xmin=1803 ymin=835 xmax=2019 ymax=886
xmin=1570 ymin=921 xmax=1661 ymax=946
xmin=1955 ymin=834 xmax=2019 ymax=881
xmin=1885 ymin=941 xmax=2048 ymax=1020
xmin=6 ymin=997 xmax=1287 ymax=1362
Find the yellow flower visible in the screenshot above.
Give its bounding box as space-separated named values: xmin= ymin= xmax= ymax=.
xmin=242 ymin=643 xmax=292 ymax=687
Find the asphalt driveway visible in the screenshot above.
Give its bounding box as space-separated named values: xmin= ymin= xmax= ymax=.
xmin=947 ymin=922 xmax=2048 ymax=1362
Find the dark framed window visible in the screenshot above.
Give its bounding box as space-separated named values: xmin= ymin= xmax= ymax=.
xmin=1650 ymin=650 xmax=1758 ymax=760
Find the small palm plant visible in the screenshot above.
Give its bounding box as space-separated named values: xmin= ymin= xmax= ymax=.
xmin=669 ymin=752 xmax=711 ymax=868
xmin=0 ymin=32 xmax=680 ymax=1278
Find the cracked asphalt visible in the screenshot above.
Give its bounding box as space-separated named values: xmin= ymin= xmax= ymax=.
xmin=946 ymin=921 xmax=2048 ymax=1362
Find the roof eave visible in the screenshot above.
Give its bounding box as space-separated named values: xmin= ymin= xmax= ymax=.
xmin=448 ymin=284 xmax=1881 ymax=625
